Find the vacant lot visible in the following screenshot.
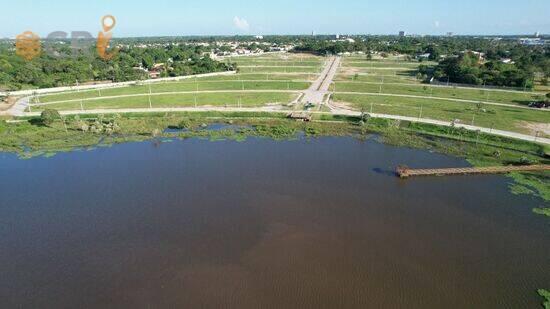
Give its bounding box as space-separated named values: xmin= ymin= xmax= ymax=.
xmin=35 ymin=81 xmax=310 ymax=104
xmin=333 ymin=56 xmax=549 ymax=136
xmin=331 ymin=82 xmax=542 ymax=106
xmin=333 ymin=93 xmax=548 ymax=135
xmin=34 ymin=92 xmax=297 ymax=111
xmin=239 ymin=66 xmax=321 ymax=73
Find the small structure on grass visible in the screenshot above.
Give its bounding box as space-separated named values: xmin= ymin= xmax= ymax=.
xmin=288 ymin=112 xmax=312 ymax=122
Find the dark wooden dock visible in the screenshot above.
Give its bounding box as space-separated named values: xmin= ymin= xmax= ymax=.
xmin=396 ymin=164 xmax=550 ymax=178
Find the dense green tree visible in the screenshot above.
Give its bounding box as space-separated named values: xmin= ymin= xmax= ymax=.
xmin=40 ymin=109 xmax=61 ymax=126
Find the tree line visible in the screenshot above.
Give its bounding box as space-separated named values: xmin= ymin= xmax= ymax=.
xmin=0 ymin=41 xmax=234 ymax=91
xmin=293 ymin=36 xmax=549 ymax=89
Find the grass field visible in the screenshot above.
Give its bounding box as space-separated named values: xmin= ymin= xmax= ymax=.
xmin=199 ymin=73 xmax=318 ymax=81
xmin=342 ymin=61 xmax=435 ymax=68
xmin=330 ymin=82 xmax=543 ymax=106
xmin=33 ymin=92 xmax=297 ymax=111
xmin=238 ymin=66 xmax=321 ymax=73
xmin=230 ymin=61 xmax=323 ymax=67
xmin=35 ymin=81 xmax=310 ymax=103
xmin=334 ymin=74 xmax=419 ymax=83
xmin=333 ymin=93 xmax=548 ymax=135
xmin=28 ymin=53 xmax=323 ymax=110
xmin=334 ymin=56 xmax=549 ymax=136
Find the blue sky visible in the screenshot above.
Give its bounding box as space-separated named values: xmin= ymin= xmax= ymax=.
xmin=1 ymin=0 xmax=549 ymax=38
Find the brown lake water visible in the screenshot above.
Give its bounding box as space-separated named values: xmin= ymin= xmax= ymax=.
xmin=0 ymin=136 xmax=548 ymax=308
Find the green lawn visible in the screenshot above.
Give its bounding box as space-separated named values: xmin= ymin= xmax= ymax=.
xmin=231 ymin=60 xmax=322 ymax=67
xmin=36 ymin=80 xmax=310 ymax=103
xmin=333 ymin=93 xmax=548 ymax=135
xmin=334 ymin=74 xmax=420 ymax=83
xmin=34 ymin=92 xmax=297 ymax=111
xmin=238 ymin=66 xmax=321 ymax=73
xmin=226 ymin=54 xmax=322 ymax=62
xmin=342 ymin=61 xmax=428 ymax=68
xmin=332 ymin=82 xmax=542 ymax=106
xmin=200 ymin=73 xmax=318 ymax=81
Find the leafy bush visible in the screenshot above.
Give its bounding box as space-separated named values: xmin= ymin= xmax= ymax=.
xmin=40 ymin=109 xmax=61 ymax=126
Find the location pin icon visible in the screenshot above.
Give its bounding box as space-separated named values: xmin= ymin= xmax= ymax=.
xmin=97 ymin=15 xmax=118 ymax=60
xmin=102 ymin=15 xmax=116 ymax=32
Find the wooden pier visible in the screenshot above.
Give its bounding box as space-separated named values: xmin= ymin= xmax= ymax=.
xmin=396 ymin=164 xmax=550 ymax=178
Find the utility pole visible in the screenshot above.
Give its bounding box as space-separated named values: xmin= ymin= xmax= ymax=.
xmin=370 ymin=102 xmax=373 ymax=114
xmin=148 ymin=84 xmax=152 ymax=109
xmin=471 ymin=114 xmax=475 ymax=126
xmin=61 ymin=116 xmax=68 ymax=133
xmin=419 ymin=105 xmax=423 ymax=119
xmin=80 ymin=99 xmax=84 ymax=111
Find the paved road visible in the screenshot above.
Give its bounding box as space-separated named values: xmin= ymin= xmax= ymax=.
xmin=300 ymin=56 xmax=341 ymax=104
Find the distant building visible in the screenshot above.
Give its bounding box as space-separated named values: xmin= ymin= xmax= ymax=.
xmin=519 ymin=38 xmax=544 ymax=46
xmin=535 ymin=31 xmax=540 ymax=37
xmin=399 ymin=31 xmax=406 ymax=37
xmin=255 ymin=35 xmax=264 ymax=40
xmin=446 ymin=32 xmax=454 ymax=37
xmin=335 ymin=34 xmax=340 ymax=39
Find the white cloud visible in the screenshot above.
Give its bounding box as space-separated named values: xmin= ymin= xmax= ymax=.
xmin=434 ymin=21 xmax=440 ymax=28
xmin=233 ymin=16 xmax=250 ymax=32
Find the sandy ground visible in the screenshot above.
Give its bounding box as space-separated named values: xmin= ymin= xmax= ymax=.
xmin=0 ymin=97 xmax=16 ymax=111
xmin=518 ymin=121 xmax=550 ymax=137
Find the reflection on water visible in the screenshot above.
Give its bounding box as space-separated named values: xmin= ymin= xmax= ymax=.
xmin=0 ymin=136 xmax=548 ymax=308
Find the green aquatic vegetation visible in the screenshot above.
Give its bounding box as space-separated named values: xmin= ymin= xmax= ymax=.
xmin=509 ymin=184 xmax=535 ymax=196
xmin=533 ymin=208 xmax=550 ymax=217
xmin=539 ymin=289 xmax=550 ymax=309
xmin=508 ymin=172 xmax=550 ymax=202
